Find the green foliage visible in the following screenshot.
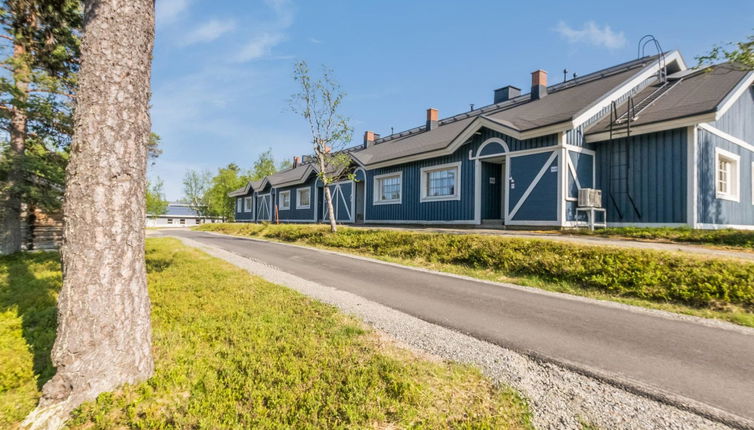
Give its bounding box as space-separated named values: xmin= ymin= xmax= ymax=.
xmin=0 ymin=251 xmax=60 ymax=426
xmin=146 ymin=178 xmax=168 ymax=216
xmin=204 ymin=163 xmax=247 ymax=220
xmin=182 ymin=169 xmax=212 ymax=216
xmin=0 ymin=239 xmax=532 ymax=428
xmin=249 ymin=148 xmax=277 ymax=181
xmin=566 ymin=226 xmax=754 ymax=250
xmin=197 ymin=224 xmax=754 ymax=314
xmin=697 ymin=32 xmax=754 ymax=70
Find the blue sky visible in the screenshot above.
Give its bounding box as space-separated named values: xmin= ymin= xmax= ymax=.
xmin=151 ymin=0 xmax=754 ymax=200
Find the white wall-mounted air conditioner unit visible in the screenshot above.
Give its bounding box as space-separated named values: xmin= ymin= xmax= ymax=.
xmin=578 ymin=188 xmax=602 ymax=208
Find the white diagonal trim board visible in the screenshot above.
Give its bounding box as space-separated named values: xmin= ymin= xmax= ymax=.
xmin=508 ymin=151 xmax=559 ymax=219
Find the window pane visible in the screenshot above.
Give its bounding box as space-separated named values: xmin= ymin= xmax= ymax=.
xmin=379 ymin=176 xmax=400 ymax=201
xmin=426 ymin=168 xmax=456 ymax=197
xmin=299 ymin=189 xmax=310 ymax=206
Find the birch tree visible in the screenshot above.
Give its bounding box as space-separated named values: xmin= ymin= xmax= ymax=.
xmin=290 ymin=61 xmax=353 ymax=232
xmin=23 ymin=0 xmax=155 ymax=428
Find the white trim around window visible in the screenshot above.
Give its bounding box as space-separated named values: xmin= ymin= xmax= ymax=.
xmin=420 ymin=161 xmax=461 ymax=202
xmin=243 ymin=196 xmax=253 ymax=213
xmin=236 ymin=198 xmax=242 ymax=213
xmin=373 ymin=171 xmax=402 ymax=205
xmin=715 ymin=147 xmax=740 ymax=202
xmin=279 ymin=190 xmax=291 ymax=210
xmin=296 ymin=187 xmax=311 ymax=209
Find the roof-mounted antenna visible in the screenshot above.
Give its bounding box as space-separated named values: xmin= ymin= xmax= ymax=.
xmin=390 ymin=127 xmax=394 ymax=135
xmin=563 ymin=69 xmax=569 ymax=82
xmin=572 ymin=72 xmax=577 ymax=79
xmin=469 ymin=103 xmax=475 ymax=111
xmin=637 ymin=35 xmax=667 ymax=84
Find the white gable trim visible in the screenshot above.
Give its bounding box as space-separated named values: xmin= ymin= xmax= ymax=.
xmin=571 ymin=51 xmax=686 ymax=129
xmin=698 ymin=123 xmax=754 ymax=153
xmin=715 ymin=71 xmax=754 ymax=120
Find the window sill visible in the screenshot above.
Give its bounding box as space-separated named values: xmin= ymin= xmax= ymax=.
xmin=716 ymin=193 xmax=740 ymax=203
xmin=373 ymin=199 xmax=402 ymax=205
xmin=296 ymin=205 xmax=311 ymax=210
xmin=420 ymin=195 xmax=460 ymax=203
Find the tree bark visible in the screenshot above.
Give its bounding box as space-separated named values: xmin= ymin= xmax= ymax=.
xmin=0 ymin=43 xmax=29 ymax=255
xmin=23 ymin=0 xmax=155 ymax=429
xmin=318 ymin=156 xmax=338 ymax=232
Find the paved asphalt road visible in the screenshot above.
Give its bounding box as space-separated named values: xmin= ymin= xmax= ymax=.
xmin=167 ymin=230 xmax=754 ymax=424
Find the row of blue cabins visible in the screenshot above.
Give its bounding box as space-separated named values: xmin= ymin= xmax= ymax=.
xmin=230 ymin=51 xmax=754 ymax=229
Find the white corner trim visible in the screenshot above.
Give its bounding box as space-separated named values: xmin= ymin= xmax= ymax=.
xmin=373 ymin=171 xmax=403 ymax=205
xmin=419 ymin=161 xmax=462 ymax=203
xmin=715 ymin=72 xmax=754 ymax=120
xmin=296 ymin=187 xmax=311 ymax=209
xmin=474 ymin=159 xmax=482 ymax=224
xmin=687 ymin=126 xmax=698 ymax=226
xmin=698 ymin=123 xmax=754 ymax=153
xmin=714 ymin=147 xmax=741 ymax=202
xmin=508 ymin=151 xmax=559 ymax=220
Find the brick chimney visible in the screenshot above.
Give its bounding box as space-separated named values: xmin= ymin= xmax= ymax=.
xmin=426 ymin=108 xmax=438 ymax=131
xmin=494 ymin=85 xmax=521 ymax=104
xmin=531 ymin=69 xmax=547 ymax=100
xmin=363 ymin=130 xmax=376 ymax=148
xmin=293 ymin=156 xmax=300 ymax=167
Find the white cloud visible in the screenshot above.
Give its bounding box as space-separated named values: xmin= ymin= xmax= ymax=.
xmin=555 ymin=21 xmax=626 ymax=49
xmin=156 ymin=0 xmax=190 ymax=25
xmin=309 ymin=37 xmax=322 ymax=44
xmin=235 ymin=33 xmax=285 ymax=62
xmin=182 ymin=19 xmax=236 ymax=46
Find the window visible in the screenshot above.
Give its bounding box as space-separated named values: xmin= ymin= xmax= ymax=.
xmin=374 ymin=172 xmax=402 ymax=204
xmin=279 ymin=190 xmax=291 ymax=210
xmin=236 ymin=198 xmax=242 ymax=213
xmin=196 ymin=219 xmax=201 ymax=224
xmin=167 ymin=218 xmax=173 ymax=224
xmin=244 ymin=196 xmax=253 ymax=213
xmin=420 ymin=162 xmax=461 ymax=202
xmin=179 ymin=218 xmax=186 ymax=225
xmin=715 ymin=148 xmax=740 ymax=202
xmin=296 ymin=187 xmax=311 ymax=209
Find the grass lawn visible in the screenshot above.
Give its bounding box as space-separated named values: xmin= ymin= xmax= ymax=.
xmin=0 ymin=238 xmax=532 ymax=429
xmin=559 ymin=226 xmax=754 ymax=251
xmin=196 ymin=223 xmax=754 ymax=328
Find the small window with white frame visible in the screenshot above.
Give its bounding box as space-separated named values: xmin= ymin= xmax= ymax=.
xmin=243 ymin=196 xmax=253 ymax=213
xmin=279 ymin=190 xmax=291 ymax=210
xmin=296 ymin=187 xmax=311 ymax=209
xmin=374 ymin=172 xmax=402 ymax=204
xmin=420 ymin=162 xmax=461 ymax=202
xmin=236 ymin=198 xmax=242 ymax=213
xmin=715 ymin=148 xmax=740 ymax=202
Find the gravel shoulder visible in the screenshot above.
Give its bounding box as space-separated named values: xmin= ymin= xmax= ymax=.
xmin=171 ymin=233 xmax=744 ymax=430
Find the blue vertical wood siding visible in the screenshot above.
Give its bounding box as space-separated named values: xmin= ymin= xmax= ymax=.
xmin=275 ymin=176 xmax=317 ymax=222
xmin=594 ymin=128 xmax=688 ymax=223
xmin=320 ymin=182 xmax=354 ymax=223
xmin=365 ymin=127 xmax=557 ymax=222
xmin=509 ymin=151 xmax=559 ymax=221
xmin=235 ymin=193 xmax=255 ymax=221
xmin=566 ymin=151 xmax=594 ymax=221
xmin=697 ymin=129 xmax=754 ymax=226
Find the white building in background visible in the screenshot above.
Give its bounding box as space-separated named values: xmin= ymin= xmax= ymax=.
xmin=146 ymin=203 xmax=223 ymax=227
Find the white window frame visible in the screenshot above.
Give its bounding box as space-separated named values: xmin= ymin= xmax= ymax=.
xmin=296 ymin=187 xmax=311 ymax=209
xmin=279 ymin=190 xmax=291 ymax=210
xmin=373 ymin=171 xmax=402 ymax=205
xmin=420 ymin=161 xmax=462 ymax=202
xmin=236 ymin=198 xmax=242 ymax=213
xmin=715 ymin=147 xmax=740 ymax=202
xmin=243 ymin=196 xmax=253 ymax=213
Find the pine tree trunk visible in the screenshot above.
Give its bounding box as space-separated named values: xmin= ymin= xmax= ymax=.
xmin=0 ymin=43 xmax=29 ymax=255
xmin=23 ymin=1 xmax=155 ymax=428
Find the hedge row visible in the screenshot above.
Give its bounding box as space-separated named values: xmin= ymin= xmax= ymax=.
xmin=196 ymin=223 xmax=754 ymax=310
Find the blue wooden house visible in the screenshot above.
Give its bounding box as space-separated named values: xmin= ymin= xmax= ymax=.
xmin=231 ymin=51 xmax=753 ymax=229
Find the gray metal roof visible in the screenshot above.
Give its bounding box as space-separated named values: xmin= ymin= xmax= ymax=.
xmin=350 ymin=55 xmax=665 ymax=166
xmin=585 ymin=63 xmax=752 ymax=136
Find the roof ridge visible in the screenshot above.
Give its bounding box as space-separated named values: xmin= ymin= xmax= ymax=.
xmin=370 ymin=54 xmax=662 ymax=146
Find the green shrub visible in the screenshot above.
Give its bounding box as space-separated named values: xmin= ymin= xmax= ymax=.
xmin=198 ymin=223 xmax=754 ymax=310
xmin=568 ymin=226 xmax=754 ymax=249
